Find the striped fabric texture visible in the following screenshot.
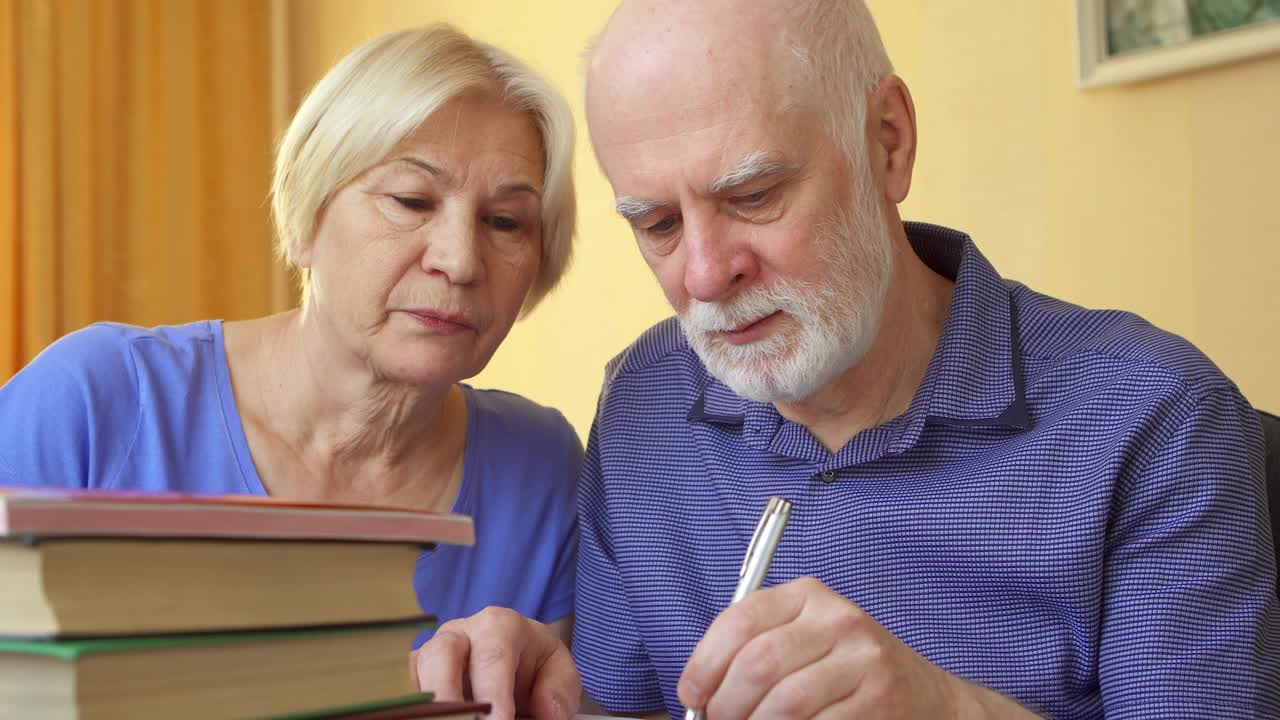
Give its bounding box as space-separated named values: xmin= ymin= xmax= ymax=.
xmin=572 ymin=223 xmax=1279 ymax=719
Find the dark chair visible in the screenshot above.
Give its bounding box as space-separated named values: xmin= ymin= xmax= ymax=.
xmin=1258 ymin=410 xmax=1280 ymax=598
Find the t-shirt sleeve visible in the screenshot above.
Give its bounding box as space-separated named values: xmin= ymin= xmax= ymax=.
xmin=1098 ymin=386 xmax=1280 ymax=716
xmin=572 ymin=415 xmax=665 ymax=713
xmin=535 ymin=411 xmax=584 ymax=624
xmin=0 ymin=324 xmax=141 ymax=489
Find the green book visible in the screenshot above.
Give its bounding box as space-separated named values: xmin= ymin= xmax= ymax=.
xmin=0 ymin=618 xmax=432 ymax=720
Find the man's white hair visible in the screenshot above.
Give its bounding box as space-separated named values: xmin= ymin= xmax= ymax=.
xmin=585 ymin=1 xmax=893 ymax=170
xmin=785 ymin=0 xmax=895 ymax=168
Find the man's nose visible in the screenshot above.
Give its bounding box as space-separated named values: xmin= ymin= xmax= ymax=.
xmin=681 ymin=216 xmax=756 ymax=303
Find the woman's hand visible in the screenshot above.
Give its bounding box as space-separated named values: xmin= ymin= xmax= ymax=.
xmin=411 ymin=607 xmax=582 ymax=720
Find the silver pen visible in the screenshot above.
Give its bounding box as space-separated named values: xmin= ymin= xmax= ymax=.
xmin=685 ymin=496 xmax=793 ymax=720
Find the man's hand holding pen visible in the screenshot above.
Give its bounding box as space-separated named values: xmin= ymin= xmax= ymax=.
xmin=676 ymin=498 xmax=1041 ymax=720
xmin=677 ymin=577 xmax=996 ymax=719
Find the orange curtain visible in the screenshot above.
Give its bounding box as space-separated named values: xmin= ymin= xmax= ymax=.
xmin=1 ymin=1 xmax=19 ymax=375
xmin=1 ymin=0 xmax=289 ymax=380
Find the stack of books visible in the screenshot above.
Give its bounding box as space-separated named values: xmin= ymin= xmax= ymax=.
xmin=0 ymin=487 xmax=490 ymax=719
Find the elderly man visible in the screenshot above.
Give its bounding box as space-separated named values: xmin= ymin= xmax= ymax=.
xmin=413 ymin=1 xmax=1279 ymax=718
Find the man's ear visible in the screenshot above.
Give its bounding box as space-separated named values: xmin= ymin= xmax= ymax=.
xmin=867 ymin=74 xmax=917 ymax=204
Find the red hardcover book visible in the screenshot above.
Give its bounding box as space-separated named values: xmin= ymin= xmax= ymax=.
xmin=0 ymin=486 xmax=474 ymax=545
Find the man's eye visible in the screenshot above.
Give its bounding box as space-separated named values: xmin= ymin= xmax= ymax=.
xmin=392 ymin=196 xmax=432 ymax=211
xmin=644 ymin=214 xmax=680 ymax=235
xmin=731 ymin=189 xmax=770 ymax=206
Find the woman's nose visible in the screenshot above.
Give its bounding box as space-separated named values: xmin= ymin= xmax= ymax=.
xmin=421 ymin=205 xmax=483 ymax=286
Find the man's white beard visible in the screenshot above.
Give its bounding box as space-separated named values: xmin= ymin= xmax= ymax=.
xmin=678 ymin=170 xmax=894 ymax=404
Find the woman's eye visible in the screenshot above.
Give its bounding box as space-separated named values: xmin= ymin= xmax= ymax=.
xmin=486 ymin=215 xmax=520 ymax=232
xmin=392 ymin=196 xmax=432 ymax=211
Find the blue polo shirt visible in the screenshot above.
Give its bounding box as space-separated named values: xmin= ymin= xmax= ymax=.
xmin=572 ymin=223 xmax=1279 ymax=719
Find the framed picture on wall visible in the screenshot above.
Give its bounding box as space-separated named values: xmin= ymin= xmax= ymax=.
xmin=1077 ymin=0 xmax=1280 ymax=88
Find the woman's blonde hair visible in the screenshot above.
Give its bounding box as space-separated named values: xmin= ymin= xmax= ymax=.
xmin=271 ymin=24 xmax=576 ymax=313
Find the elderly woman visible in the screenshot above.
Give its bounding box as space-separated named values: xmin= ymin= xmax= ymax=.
xmin=0 ymin=24 xmax=580 ymax=647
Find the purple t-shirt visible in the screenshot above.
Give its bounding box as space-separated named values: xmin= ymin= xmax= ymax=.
xmin=0 ymin=321 xmax=581 ymax=645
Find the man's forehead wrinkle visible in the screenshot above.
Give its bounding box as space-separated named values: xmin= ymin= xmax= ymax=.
xmin=715 ymin=110 xmax=758 ymax=180
xmin=601 ymin=111 xmax=737 ymax=149
xmin=597 ymin=82 xmax=758 ymax=126
xmin=596 ymin=108 xmax=752 ymax=184
xmin=600 ymin=110 xmax=808 ymax=211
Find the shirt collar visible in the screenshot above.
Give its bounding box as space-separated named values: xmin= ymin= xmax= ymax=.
xmin=687 ymin=222 xmax=1029 ymax=452
xmin=912 ymin=223 xmax=1029 ymax=430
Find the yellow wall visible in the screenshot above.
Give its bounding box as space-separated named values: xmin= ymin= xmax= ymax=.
xmin=287 ymin=0 xmax=1280 ymax=437
xmin=870 ymin=1 xmax=1280 ymax=414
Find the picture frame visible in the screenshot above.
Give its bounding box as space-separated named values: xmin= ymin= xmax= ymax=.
xmin=1077 ymin=0 xmax=1280 ymax=88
